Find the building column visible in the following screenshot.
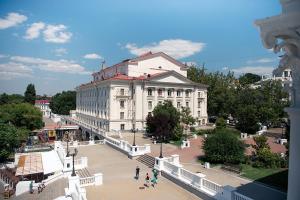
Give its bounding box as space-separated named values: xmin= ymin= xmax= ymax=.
xmin=255 ymin=1 xmax=300 ymax=199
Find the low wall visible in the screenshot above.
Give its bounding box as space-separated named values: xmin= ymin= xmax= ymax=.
xmin=155 ymin=156 xmax=254 ymax=200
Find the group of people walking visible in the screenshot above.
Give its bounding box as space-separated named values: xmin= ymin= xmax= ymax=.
xmin=29 ymin=181 xmax=45 ymax=194
xmin=135 ymin=166 xmax=158 ymax=188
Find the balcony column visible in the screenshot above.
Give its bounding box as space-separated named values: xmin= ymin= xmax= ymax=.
xmin=255 ymin=1 xmax=300 ymax=199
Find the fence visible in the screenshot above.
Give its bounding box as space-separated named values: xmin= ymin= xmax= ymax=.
xmin=233 ymin=192 xmax=254 ymax=200
xmin=155 ymin=155 xmax=256 ymax=200
xmin=79 ymin=176 xmax=95 ymax=187
xmin=63 ymin=116 xmax=151 ymax=157
xmin=202 ymin=178 xmax=222 ymax=194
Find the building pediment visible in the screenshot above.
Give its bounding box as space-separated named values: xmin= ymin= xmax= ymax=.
xmin=148 ymin=70 xmax=208 ymax=88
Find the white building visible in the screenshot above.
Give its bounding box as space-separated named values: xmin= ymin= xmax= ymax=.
xmin=75 ymin=52 xmax=208 ymax=132
xmin=35 ymin=100 xmax=51 ymax=118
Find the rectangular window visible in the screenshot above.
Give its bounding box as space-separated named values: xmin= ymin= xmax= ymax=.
xmin=177 ymin=102 xmax=181 ymax=108
xmin=120 ymin=124 xmax=125 ymax=130
xmin=120 ymin=112 xmax=124 ymax=119
xmin=198 ymin=101 xmax=201 ymax=108
xmin=198 ymin=111 xmax=201 ymax=117
xmin=120 ymin=100 xmax=125 ymax=108
xmin=185 ymin=90 xmax=190 ymax=97
xmin=168 ymin=90 xmax=172 ymax=97
xmin=158 ymin=89 xmax=162 ymax=96
xmin=177 ymin=90 xmax=181 ymax=97
xmin=148 ymin=101 xmax=152 ymax=109
xmin=120 ymin=89 xmax=125 ymax=96
xmin=148 ymin=89 xmax=152 ymax=96
xmin=186 ymin=102 xmax=189 ymax=107
xmin=158 ymin=101 xmax=162 ymax=104
xmin=198 ymin=92 xmax=201 ymax=98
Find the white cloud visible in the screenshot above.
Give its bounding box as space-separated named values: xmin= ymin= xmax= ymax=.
xmin=0 ymin=62 xmax=33 ymax=80
xmin=231 ymin=66 xmax=275 ymax=76
xmin=83 ymin=53 xmax=102 ymax=59
xmin=0 ymin=54 xmax=8 ymax=58
xmin=247 ymin=57 xmax=277 ymax=64
xmin=24 ymin=22 xmax=45 ymax=39
xmin=54 ymin=48 xmax=68 ymax=56
xmin=43 ymin=24 xmax=72 ymax=43
xmin=10 ymin=56 xmax=90 ymax=74
xmin=125 ymin=39 xmax=205 ymax=59
xmin=0 ymin=12 xmax=27 ymax=29
xmin=222 ymin=67 xmax=229 ymax=71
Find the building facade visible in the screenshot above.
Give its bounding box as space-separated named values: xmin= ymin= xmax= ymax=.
xmin=35 ymin=100 xmax=51 ymax=118
xmin=75 ymin=52 xmax=208 ymax=132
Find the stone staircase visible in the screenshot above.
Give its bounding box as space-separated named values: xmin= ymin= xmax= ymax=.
xmin=136 ymin=154 xmax=155 ymax=168
xmin=76 ymin=168 xmax=92 ymax=178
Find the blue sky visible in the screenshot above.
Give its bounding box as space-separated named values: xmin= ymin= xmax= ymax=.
xmin=0 ymin=0 xmax=281 ymax=95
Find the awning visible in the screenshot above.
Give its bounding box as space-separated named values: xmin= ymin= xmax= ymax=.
xmin=41 ymin=151 xmax=63 ymax=174
xmin=15 ymin=150 xmax=63 ymax=176
xmin=16 ymin=153 xmax=43 ymax=176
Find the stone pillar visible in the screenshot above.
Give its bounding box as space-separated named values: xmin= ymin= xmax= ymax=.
xmin=94 ymin=173 xmax=103 ymax=185
xmin=217 ymin=185 xmax=235 ymax=200
xmin=285 ymin=108 xmax=300 ymax=200
xmin=171 ymin=154 xmax=180 ymax=166
xmin=68 ymin=175 xmax=80 ymax=193
xmin=255 ymin=1 xmax=300 ymax=199
xmin=154 ymin=157 xmax=165 ymax=172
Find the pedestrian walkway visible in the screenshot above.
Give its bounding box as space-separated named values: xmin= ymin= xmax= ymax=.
xmin=75 ymin=144 xmax=206 ymax=200
xmin=11 ymin=178 xmax=67 ymax=200
xmin=120 ymin=132 xmax=287 ymax=200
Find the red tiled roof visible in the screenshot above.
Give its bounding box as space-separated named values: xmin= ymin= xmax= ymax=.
xmin=35 ymin=100 xmax=49 ymax=104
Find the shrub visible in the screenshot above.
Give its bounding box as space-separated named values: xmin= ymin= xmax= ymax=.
xmin=203 ymin=128 xmax=245 ymax=164
xmin=216 ymin=117 xmax=226 ymax=129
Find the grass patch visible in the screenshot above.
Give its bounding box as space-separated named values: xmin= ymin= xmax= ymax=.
xmin=241 ymin=164 xmax=288 ymax=191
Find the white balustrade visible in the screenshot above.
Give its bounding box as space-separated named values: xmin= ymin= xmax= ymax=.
xmin=79 ymin=176 xmax=95 ymax=187
xmin=202 ymin=178 xmax=222 ymax=194
xmin=233 ymin=192 xmax=254 ymax=200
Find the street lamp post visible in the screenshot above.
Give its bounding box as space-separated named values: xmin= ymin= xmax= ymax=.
xmin=132 ymin=128 xmax=136 ymax=146
xmin=159 ymin=135 xmax=163 ymax=158
xmin=71 ymin=148 xmax=78 ymax=177
xmin=66 ymin=131 xmax=70 ymax=157
xmin=90 ymin=127 xmax=93 ymax=141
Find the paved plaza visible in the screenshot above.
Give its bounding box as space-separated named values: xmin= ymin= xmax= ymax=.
xmin=74 ymin=144 xmax=204 ymax=200
xmin=120 ymin=132 xmax=287 ymax=200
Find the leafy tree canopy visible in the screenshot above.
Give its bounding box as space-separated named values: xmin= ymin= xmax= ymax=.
xmin=24 ymin=83 xmax=36 ymax=105
xmin=0 ymin=93 xmax=24 ymax=105
xmin=187 ymin=66 xmax=289 ymax=134
xmin=146 ymin=101 xmax=181 ymax=141
xmin=0 ymin=103 xmax=43 ymax=131
xmin=50 ymin=91 xmax=76 ymax=115
xmin=239 ymin=73 xmax=261 ymax=85
xmin=203 ymin=128 xmax=245 ymax=164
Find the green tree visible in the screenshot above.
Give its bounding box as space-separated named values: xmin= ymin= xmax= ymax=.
xmin=215 ymin=117 xmax=226 ymax=129
xmin=180 ymin=107 xmax=195 ymax=138
xmin=146 ymin=101 xmax=181 ymax=141
xmin=236 ymin=105 xmax=260 ymax=134
xmin=252 ymin=135 xmax=286 ymax=168
xmin=187 ymin=66 xmax=236 ymax=117
xmin=0 ymin=93 xmax=24 ymax=105
xmin=24 ymin=83 xmax=36 ymax=105
xmin=0 ymin=123 xmax=26 ymax=161
xmin=203 ymin=128 xmax=245 ymax=164
xmin=50 ymin=91 xmax=76 ymax=115
xmin=253 ymin=135 xmax=270 ymax=151
xmin=0 ymin=103 xmax=43 ymax=130
xmin=239 ymin=73 xmax=261 ymax=85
